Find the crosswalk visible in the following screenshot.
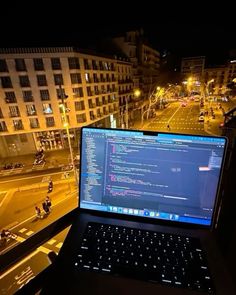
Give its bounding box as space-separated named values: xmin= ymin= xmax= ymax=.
xmin=148 ymin=121 xmax=204 ymax=131
xmin=15 ymin=227 xmax=63 ymax=252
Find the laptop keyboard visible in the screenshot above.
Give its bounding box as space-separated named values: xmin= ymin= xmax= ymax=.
xmin=74 ymin=222 xmax=214 ymax=293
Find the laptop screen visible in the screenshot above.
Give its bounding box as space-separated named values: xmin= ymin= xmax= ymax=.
xmin=79 ymin=127 xmax=227 ymax=227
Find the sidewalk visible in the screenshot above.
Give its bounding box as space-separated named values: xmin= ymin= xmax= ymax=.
xmin=0 ymin=148 xmax=78 ymax=176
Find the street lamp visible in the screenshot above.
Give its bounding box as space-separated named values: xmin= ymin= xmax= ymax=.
xmin=58 ymin=85 xmax=77 ymax=181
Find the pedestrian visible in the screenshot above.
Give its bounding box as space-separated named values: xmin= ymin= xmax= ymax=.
xmin=46 ymin=196 xmax=52 ymax=212
xmin=42 ymin=202 xmax=50 ymax=215
xmin=35 ymin=206 xmax=42 ymax=219
xmin=48 ymin=180 xmax=53 ymax=193
xmin=0 ymin=229 xmax=8 ymax=246
xmin=167 ymin=124 xmax=170 ymax=130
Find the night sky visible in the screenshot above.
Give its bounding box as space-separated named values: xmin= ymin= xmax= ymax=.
xmin=1 ymin=4 xmax=235 ymax=66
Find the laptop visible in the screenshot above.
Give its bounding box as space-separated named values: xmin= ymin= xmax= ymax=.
xmin=40 ymin=127 xmax=235 ymax=295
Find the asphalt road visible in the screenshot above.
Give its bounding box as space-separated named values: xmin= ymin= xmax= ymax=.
xmin=0 ymin=170 xmax=78 ymax=256
xmin=0 ymin=97 xmax=235 ymax=294
xmin=146 ymin=101 xmax=207 ymax=135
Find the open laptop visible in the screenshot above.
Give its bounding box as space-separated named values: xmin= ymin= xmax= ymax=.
xmin=40 ymin=127 xmax=235 ymax=295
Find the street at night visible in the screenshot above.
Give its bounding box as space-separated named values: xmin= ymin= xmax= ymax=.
xmin=0 ymin=19 xmax=236 ymax=294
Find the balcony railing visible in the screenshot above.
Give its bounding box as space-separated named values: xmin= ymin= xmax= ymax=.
xmin=23 ymin=97 xmax=34 ymax=102
xmin=5 ymin=98 xmax=17 ymax=103
xmin=9 ymin=112 xmax=20 ymax=118
xmin=0 ymin=127 xmax=8 ymax=132
xmin=90 ymin=115 xmax=96 ymax=120
xmin=27 ymin=111 xmax=37 ymax=116
xmin=14 ymin=125 xmax=24 ymax=131
xmin=77 ymin=118 xmax=86 ymax=123
xmin=30 ymin=123 xmax=40 ymax=128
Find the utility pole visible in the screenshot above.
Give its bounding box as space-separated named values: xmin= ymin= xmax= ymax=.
xmin=58 ymin=85 xmax=77 ymax=181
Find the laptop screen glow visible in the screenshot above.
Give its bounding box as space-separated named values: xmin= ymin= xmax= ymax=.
xmin=79 ymin=128 xmax=227 ymax=226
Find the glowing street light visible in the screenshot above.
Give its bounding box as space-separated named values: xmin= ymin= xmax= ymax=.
xmin=134 ymin=89 xmax=141 ymax=98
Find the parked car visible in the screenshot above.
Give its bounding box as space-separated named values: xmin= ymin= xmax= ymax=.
xmin=198 ymin=116 xmax=204 ymax=122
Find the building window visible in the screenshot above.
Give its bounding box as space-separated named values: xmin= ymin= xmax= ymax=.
xmin=0 ymin=107 xmax=3 ymax=118
xmin=37 ymin=75 xmax=47 ymax=86
xmin=43 ymin=103 xmax=53 ymax=114
xmin=0 ymin=121 xmax=7 ymax=132
xmin=70 ymin=73 xmax=82 ymax=84
xmin=99 ymin=61 xmax=104 ymax=70
xmin=26 ymin=104 xmax=37 ymax=116
xmin=13 ymin=119 xmax=24 ymax=130
xmin=84 ymin=59 xmax=90 ymax=70
xmin=0 ymin=59 xmax=8 ymax=72
xmin=54 ymin=74 xmax=64 ymax=85
xmin=40 ymin=89 xmax=50 ymax=101
xmin=19 ymin=134 xmax=28 ymax=143
xmin=33 ymin=58 xmax=44 ymax=71
xmin=23 ymin=90 xmax=33 ymax=102
xmin=30 ymin=118 xmax=40 ymax=128
xmin=72 ymin=87 xmax=83 ymax=98
xmin=93 ymin=73 xmax=99 ymax=83
xmin=68 ymin=57 xmax=80 ymax=69
xmin=74 ymin=101 xmax=85 ymax=111
xmin=46 ymin=117 xmax=55 ymax=127
xmin=76 ymin=113 xmax=86 ymax=123
xmin=9 ymin=106 xmax=20 ymax=117
xmin=104 ymin=62 xmax=109 ymax=70
xmin=1 ymin=76 xmax=13 ymax=88
xmin=51 ymin=58 xmax=61 ymax=70
xmin=5 ymin=91 xmax=16 ymax=103
xmin=85 ymin=73 xmax=90 ymax=83
xmin=19 ymin=75 xmax=30 ymax=87
xmin=56 ymin=88 xmax=66 ymax=99
xmin=86 ymin=86 xmax=92 ymax=96
xmin=92 ymin=60 xmax=98 ymax=70
xmin=15 ymin=59 xmax=27 ymax=71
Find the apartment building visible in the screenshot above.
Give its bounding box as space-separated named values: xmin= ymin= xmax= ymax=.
xmin=117 ymin=59 xmax=133 ymax=128
xmin=204 ymin=60 xmax=236 ymax=95
xmin=204 ymin=65 xmax=227 ymax=95
xmin=181 ymin=56 xmax=205 ymax=81
xmin=113 ymin=30 xmax=160 ymax=120
xmin=0 ymin=47 xmax=119 ymax=156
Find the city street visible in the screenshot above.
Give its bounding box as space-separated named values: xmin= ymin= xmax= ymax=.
xmin=146 ymin=101 xmax=206 ymax=134
xmin=139 ymin=98 xmax=234 ymax=136
xmin=0 ymin=170 xmax=78 ymax=255
xmin=0 ymin=97 xmax=235 ymax=294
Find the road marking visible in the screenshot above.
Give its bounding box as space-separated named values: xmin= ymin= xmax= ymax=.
xmin=9 ymin=190 xmax=77 ymax=231
xmin=42 ymin=176 xmax=51 ymax=182
xmin=0 ymin=191 xmax=8 ymax=207
xmin=56 ymin=242 xmax=63 ymax=249
xmin=26 ymin=230 xmax=34 ymax=236
xmin=19 ymin=228 xmax=27 ymax=233
xmin=0 ymin=171 xmax=63 ymax=184
xmin=47 ymin=239 xmax=57 ymax=245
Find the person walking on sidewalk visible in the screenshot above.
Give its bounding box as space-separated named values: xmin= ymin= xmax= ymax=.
xmin=48 ymin=180 xmax=53 ymax=193
xmin=45 ymin=196 xmax=52 ymax=212
xmin=35 ymin=206 xmax=42 ymax=219
xmin=42 ymin=201 xmax=50 ymax=215
xmin=167 ymin=124 xmax=170 ymax=131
